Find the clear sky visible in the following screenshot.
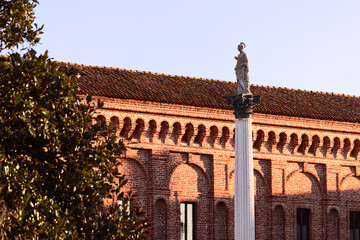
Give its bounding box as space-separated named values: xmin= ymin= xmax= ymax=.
xmin=34 ymin=0 xmax=360 ymax=96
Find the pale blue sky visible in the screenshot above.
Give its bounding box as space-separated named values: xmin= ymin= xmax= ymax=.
xmin=34 ymin=0 xmax=360 ymax=96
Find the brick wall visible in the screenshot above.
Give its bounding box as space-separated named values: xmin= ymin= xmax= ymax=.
xmin=94 ymin=96 xmax=360 ymax=240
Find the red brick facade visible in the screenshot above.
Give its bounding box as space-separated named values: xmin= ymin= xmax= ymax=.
xmin=76 ymin=65 xmax=360 ymax=239
xmin=86 ymin=95 xmax=360 ymax=240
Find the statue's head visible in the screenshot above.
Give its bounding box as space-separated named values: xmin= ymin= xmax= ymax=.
xmin=238 ymin=42 xmax=246 ymax=52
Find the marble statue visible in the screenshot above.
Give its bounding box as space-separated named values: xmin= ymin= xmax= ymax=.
xmin=234 ymin=42 xmax=250 ymax=94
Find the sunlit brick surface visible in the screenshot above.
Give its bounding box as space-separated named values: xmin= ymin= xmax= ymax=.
xmin=88 ymin=94 xmax=360 ymax=240
xmin=75 ymin=63 xmax=360 ymax=240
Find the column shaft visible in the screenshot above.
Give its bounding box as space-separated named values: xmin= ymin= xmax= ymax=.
xmin=234 ymin=118 xmax=255 ymax=240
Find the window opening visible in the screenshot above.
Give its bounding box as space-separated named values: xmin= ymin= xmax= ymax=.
xmin=350 ymin=211 xmax=360 ymax=240
xmin=180 ymin=202 xmax=195 ymax=240
xmin=297 ymin=208 xmax=310 ymax=240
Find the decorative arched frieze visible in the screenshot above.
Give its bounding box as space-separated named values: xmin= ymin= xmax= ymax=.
xmin=181 ymin=123 xmax=194 ymax=146
xmin=253 ymin=130 xmax=265 ymax=152
xmin=277 ymin=132 xmax=287 ymax=153
xmin=230 ymin=128 xmax=235 ymax=149
xmin=331 ymin=137 xmax=341 ymax=158
xmin=308 ymin=135 xmax=320 ymax=156
xmin=350 ymin=139 xmax=360 ymax=160
xmin=96 ymin=114 xmax=106 ymax=125
xmin=146 ymin=119 xmax=157 ymax=142
xmin=288 ymin=133 xmax=298 ymax=154
xmin=341 ymin=138 xmax=351 ymax=159
xmin=171 ymin=122 xmax=182 ymax=145
xmin=321 ymin=136 xmax=331 ymax=157
xmin=220 ymin=126 xmax=230 ymax=149
xmin=193 ymin=124 xmax=206 ymax=147
xmin=120 ymin=117 xmax=132 ymax=139
xmin=132 ymin=118 xmax=145 ymax=141
xmin=95 ymin=113 xmax=360 ymax=162
xmin=297 ymin=134 xmax=309 ymax=155
xmin=109 ymin=116 xmax=119 ymax=131
xmin=158 ymin=121 xmax=169 ymax=144
xmin=265 ymin=131 xmax=276 ymax=152
xmin=208 ymin=126 xmax=219 ymax=148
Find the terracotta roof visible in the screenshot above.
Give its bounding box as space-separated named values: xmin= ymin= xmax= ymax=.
xmin=76 ymin=64 xmax=360 ymax=123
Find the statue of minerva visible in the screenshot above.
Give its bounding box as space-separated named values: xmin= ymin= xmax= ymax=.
xmin=234 ymin=42 xmax=250 ymax=94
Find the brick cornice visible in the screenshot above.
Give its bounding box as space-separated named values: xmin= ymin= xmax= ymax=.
xmin=87 ymin=95 xmax=360 ymax=135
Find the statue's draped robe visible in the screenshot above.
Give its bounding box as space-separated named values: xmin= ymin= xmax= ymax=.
xmin=235 ymin=52 xmax=250 ymax=94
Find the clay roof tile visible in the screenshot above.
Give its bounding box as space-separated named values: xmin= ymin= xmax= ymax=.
xmin=75 ymin=64 xmax=360 ymax=123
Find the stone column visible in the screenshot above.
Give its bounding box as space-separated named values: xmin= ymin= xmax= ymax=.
xmin=225 ymin=93 xmax=261 ymax=240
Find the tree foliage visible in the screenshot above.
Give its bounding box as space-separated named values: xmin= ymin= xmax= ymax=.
xmin=0 ymin=1 xmax=147 ymax=239
xmin=0 ymin=0 xmax=42 ymax=51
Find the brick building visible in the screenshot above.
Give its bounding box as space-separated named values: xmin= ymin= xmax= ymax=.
xmin=76 ymin=64 xmax=360 ymax=240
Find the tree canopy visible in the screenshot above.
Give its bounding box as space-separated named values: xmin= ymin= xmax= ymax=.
xmin=0 ymin=1 xmax=148 ymax=239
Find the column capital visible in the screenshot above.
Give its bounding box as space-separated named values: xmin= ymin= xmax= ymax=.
xmin=225 ymin=93 xmax=261 ymax=119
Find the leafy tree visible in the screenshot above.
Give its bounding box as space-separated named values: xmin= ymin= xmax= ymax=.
xmin=0 ymin=0 xmax=148 ymax=239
